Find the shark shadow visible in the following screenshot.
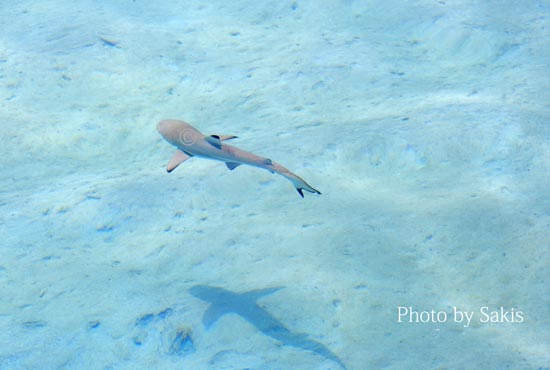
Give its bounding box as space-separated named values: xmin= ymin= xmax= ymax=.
xmin=189 ymin=285 xmax=346 ymax=369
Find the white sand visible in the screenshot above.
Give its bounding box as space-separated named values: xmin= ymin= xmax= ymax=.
xmin=1 ymin=0 xmax=548 ymax=369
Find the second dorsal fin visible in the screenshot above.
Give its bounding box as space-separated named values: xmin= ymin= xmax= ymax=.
xmin=225 ymin=162 xmax=241 ymax=170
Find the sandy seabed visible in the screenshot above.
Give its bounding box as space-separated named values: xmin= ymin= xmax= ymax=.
xmin=0 ymin=1 xmax=549 ymax=369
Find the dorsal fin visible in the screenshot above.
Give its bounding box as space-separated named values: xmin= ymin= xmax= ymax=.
xmin=217 ymin=134 xmax=238 ymax=141
xmin=205 ymin=135 xmax=222 ymax=149
xmin=166 ymin=150 xmax=191 ymax=172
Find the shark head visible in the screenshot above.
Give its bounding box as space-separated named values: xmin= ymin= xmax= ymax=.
xmin=157 ymin=119 xmax=203 ymax=149
xmin=156 ymin=119 xmax=181 ymax=142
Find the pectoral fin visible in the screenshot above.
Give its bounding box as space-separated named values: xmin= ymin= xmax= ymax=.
xmin=225 ymin=162 xmax=241 ymax=171
xmin=166 ymin=150 xmax=191 ymax=172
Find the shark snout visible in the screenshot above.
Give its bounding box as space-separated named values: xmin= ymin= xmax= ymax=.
xmin=157 ymin=119 xmax=198 ymax=148
xmin=156 ymin=119 xmax=176 ymax=137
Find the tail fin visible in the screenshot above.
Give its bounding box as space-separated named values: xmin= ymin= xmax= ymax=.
xmin=270 ymin=162 xmax=321 ymax=198
xmin=291 ymin=174 xmax=321 ymax=198
xmin=296 ymin=183 xmax=321 ymax=198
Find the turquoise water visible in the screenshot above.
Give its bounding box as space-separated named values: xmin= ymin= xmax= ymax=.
xmin=1 ymin=1 xmax=549 ymax=369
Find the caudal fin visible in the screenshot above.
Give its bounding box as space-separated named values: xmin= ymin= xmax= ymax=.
xmin=296 ymin=183 xmax=322 ymax=198
xmin=270 ymin=161 xmax=321 ymax=198
xmin=285 ymin=170 xmax=321 ymax=198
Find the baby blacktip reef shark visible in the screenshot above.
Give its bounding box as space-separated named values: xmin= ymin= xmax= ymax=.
xmin=157 ymin=119 xmax=321 ymax=197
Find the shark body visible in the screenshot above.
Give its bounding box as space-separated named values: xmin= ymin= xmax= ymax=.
xmin=157 ymin=119 xmax=321 ymax=197
xmin=189 ymin=285 xmax=346 ymax=369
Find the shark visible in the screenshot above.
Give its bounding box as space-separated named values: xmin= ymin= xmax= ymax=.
xmin=157 ymin=119 xmax=321 ymax=197
xmin=189 ymin=285 xmax=346 ymax=369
